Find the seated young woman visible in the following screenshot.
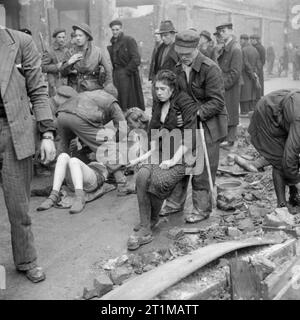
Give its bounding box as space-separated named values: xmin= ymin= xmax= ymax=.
xmin=127 ymin=69 xmax=199 ymax=250
xmin=37 ymin=153 xmax=108 ymax=214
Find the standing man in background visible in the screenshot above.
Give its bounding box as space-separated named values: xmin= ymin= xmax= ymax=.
xmin=42 ymin=28 xmax=69 ymax=97
xmin=108 ymin=20 xmax=145 ymax=112
xmin=250 ymin=34 xmax=266 ymax=99
xmin=0 ymin=26 xmax=56 ymax=283
xmin=240 ymin=34 xmax=261 ymax=116
xmin=266 ymin=42 xmax=276 ymax=76
xmin=149 ymin=29 xmax=163 ymax=82
xmin=151 ymin=20 xmax=180 ymax=77
xmin=217 ymin=23 xmax=243 ymax=149
xmin=198 ymin=30 xmax=216 ymax=61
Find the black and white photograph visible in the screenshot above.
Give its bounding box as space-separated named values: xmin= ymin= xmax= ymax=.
xmin=1 ymin=0 xmax=300 ymax=305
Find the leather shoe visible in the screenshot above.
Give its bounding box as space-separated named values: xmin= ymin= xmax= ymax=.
xmin=19 ymin=266 xmax=46 ymax=283
xmin=159 ymin=206 xmax=182 ymax=217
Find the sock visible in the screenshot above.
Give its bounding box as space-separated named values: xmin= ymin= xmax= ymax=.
xmin=49 ymin=190 xmax=59 ymax=201
xmin=75 ymin=189 xmax=85 ymax=198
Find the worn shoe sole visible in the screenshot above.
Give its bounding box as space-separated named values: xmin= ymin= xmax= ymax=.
xmin=127 ymin=235 xmax=154 ymax=251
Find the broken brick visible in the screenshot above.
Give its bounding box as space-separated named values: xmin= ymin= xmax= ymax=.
xmin=227 ymin=227 xmax=243 ymax=238
xmin=237 ymin=218 xmax=255 ymax=232
xmin=167 ymin=227 xmax=185 ymax=240
xmin=109 ymin=266 xmax=133 ymax=285
xmin=94 ymin=273 xmax=113 ymax=298
xmin=82 ymin=287 xmax=98 ymax=300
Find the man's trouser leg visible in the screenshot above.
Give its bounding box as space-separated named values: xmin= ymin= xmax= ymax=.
xmin=191 ymin=142 xmax=220 ymax=216
xmin=227 ymin=125 xmax=237 ymax=143
xmin=0 ymin=120 xmax=37 ymax=271
xmin=163 ymin=175 xmax=190 ymax=211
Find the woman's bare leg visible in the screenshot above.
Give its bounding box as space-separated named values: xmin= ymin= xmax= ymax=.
xmin=52 ymin=153 xmax=71 ymax=192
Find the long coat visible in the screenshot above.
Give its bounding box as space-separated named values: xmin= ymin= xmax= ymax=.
xmin=108 ymin=33 xmax=145 ymax=111
xmin=0 ymin=27 xmax=53 ymax=160
xmin=42 ymin=41 xmax=69 ymax=97
xmin=152 ymin=42 xmax=180 ymax=76
xmin=254 ymin=42 xmax=266 ymax=97
xmin=61 ymin=42 xmax=113 ymax=93
xmin=240 ymin=44 xmax=260 ymax=102
xmin=218 ymin=38 xmax=243 ymax=127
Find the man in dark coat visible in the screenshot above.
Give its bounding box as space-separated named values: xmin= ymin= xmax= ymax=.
xmin=148 ymin=29 xmax=162 ymax=81
xmin=248 ymin=89 xmax=300 ymax=209
xmin=151 ymin=20 xmax=180 ymax=77
xmin=250 ymin=34 xmax=266 ymax=98
xmin=217 ymin=23 xmax=243 ymax=148
xmin=160 ymin=29 xmax=228 ymax=223
xmin=240 ymin=34 xmax=261 ymax=115
xmin=107 ymin=20 xmax=145 ymax=112
xmin=266 ymin=43 xmax=276 ymax=75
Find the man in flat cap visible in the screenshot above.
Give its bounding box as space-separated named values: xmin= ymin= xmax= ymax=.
xmin=250 ymin=34 xmax=266 ymax=99
xmin=239 ymin=34 xmax=261 ymax=116
xmin=151 ymin=20 xmax=180 ymax=78
xmin=198 ymin=30 xmax=217 ymax=62
xmin=216 ymin=22 xmax=243 ymax=149
xmin=42 ymin=28 xmax=69 ymax=97
xmin=108 ymin=20 xmax=145 ymax=112
xmin=160 ymin=29 xmax=228 ymax=224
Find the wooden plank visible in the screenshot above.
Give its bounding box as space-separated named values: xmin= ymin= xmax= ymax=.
xmin=101 ymin=239 xmax=277 ymax=300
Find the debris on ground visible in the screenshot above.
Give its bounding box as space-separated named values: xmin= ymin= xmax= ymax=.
xmin=264 ymin=208 xmax=296 ymax=228
xmin=109 ymin=266 xmax=133 ymax=285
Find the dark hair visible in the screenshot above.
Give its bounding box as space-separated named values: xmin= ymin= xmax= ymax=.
xmin=154 ymin=70 xmax=178 ymax=93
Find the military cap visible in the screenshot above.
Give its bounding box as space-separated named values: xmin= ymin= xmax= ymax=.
xmin=216 ymin=22 xmax=233 ymax=31
xmin=175 ymin=29 xmax=200 ymax=54
xmin=240 ymin=34 xmax=249 ymax=40
xmin=72 ymin=23 xmax=93 ymax=41
xmin=56 ymin=86 xmax=78 ymax=99
xmin=52 ymin=28 xmax=66 ymax=38
xmin=157 ymin=20 xmax=177 ymax=34
xmin=200 ymin=30 xmax=212 ymax=42
xmin=109 ymin=20 xmax=123 ymax=28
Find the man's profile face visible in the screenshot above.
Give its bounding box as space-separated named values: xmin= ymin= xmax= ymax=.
xmin=219 ymin=27 xmax=232 ymax=41
xmin=56 ymin=32 xmax=66 ymax=46
xmin=199 ymin=35 xmax=209 ymax=46
xmin=111 ymin=25 xmax=122 ymax=38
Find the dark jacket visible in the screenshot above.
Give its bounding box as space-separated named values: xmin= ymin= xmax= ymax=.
xmin=218 ymin=37 xmax=243 ymax=127
xmin=200 ymin=46 xmax=217 ymax=62
xmin=107 ymin=32 xmax=145 ymax=111
xmin=42 ymin=42 xmax=69 ymax=97
xmin=61 ymin=42 xmax=113 ymax=92
xmin=253 ymin=42 xmax=266 ymax=96
xmin=176 ymin=52 xmax=228 ymax=144
xmin=249 ymin=89 xmax=300 ymax=185
xmin=240 ymin=43 xmax=260 ymax=102
xmin=149 ymin=42 xmax=162 ymax=81
xmin=152 ymin=42 xmax=180 ymax=76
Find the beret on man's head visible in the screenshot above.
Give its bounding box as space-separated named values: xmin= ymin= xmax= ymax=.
xmin=52 ymin=28 xmax=66 ymax=38
xmin=56 ymin=86 xmax=78 ymax=99
xmin=109 ymin=20 xmax=123 ymax=28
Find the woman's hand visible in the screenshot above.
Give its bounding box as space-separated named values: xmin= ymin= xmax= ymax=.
xmin=159 ymin=159 xmax=175 ymax=170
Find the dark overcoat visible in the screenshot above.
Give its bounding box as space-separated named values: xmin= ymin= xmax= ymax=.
xmin=107 ymin=33 xmax=145 ymax=111
xmin=240 ymin=44 xmax=260 ymax=102
xmin=218 ymin=38 xmax=243 ymax=127
xmin=152 ymin=42 xmax=179 ymax=76
xmin=254 ymin=42 xmax=266 ymax=97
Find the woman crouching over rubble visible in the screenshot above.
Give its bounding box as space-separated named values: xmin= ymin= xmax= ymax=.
xmin=126 ymin=70 xmax=199 ymax=250
xmin=248 ymin=89 xmax=300 ymax=210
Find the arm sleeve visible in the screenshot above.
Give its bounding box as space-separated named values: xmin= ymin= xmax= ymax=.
xmin=125 ymin=37 xmax=141 ymax=74
xmin=22 ymin=35 xmax=54 ymax=124
xmin=282 ymin=120 xmax=300 ymax=185
xmin=243 ymin=50 xmax=256 ymax=81
xmin=195 ymin=65 xmax=226 ymax=122
xmin=223 ymin=47 xmax=243 ymax=90
xmin=60 ymin=50 xmax=74 ymax=77
xmin=41 ymin=50 xmax=59 ymax=74
xmin=100 ymin=49 xmax=114 ymax=86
